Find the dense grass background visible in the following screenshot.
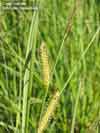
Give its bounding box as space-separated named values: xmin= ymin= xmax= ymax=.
xmin=0 ymin=0 xmax=100 ymax=132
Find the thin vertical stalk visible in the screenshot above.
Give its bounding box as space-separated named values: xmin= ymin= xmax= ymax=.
xmin=22 ymin=10 xmax=38 ymax=133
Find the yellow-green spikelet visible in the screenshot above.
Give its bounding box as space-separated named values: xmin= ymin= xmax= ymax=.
xmin=38 ymin=90 xmax=60 ymax=133
xmin=40 ymin=42 xmax=50 ymax=89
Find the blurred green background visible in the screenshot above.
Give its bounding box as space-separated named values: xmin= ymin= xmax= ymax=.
xmin=0 ymin=0 xmax=100 ymax=132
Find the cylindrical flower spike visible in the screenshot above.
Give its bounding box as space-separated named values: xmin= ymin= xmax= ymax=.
xmin=40 ymin=41 xmax=50 ymax=89
xmin=38 ymin=90 xmax=60 ymax=133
